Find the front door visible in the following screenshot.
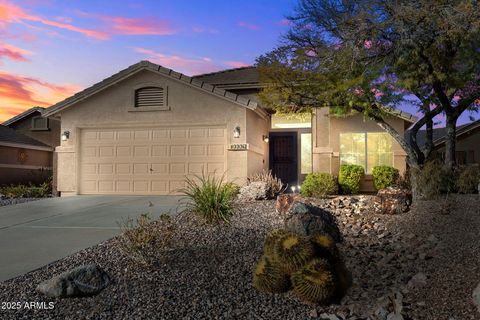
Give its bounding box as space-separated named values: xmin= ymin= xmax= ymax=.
xmin=269 ymin=132 xmax=298 ymax=188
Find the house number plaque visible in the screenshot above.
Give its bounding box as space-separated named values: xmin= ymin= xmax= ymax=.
xmin=228 ymin=143 xmax=249 ymax=151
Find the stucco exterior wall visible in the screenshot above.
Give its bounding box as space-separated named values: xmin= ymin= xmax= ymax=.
xmin=313 ymin=109 xmax=408 ymax=192
xmin=8 ymin=113 xmax=61 ymax=148
xmin=0 ymin=145 xmax=52 ymax=186
xmin=54 ymin=69 xmax=266 ymax=195
xmin=246 ymin=109 xmax=269 ymax=178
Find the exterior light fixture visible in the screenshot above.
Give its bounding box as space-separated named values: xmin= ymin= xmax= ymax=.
xmin=61 ymin=131 xmax=70 ymax=141
xmin=291 ymin=185 xmax=296 ymax=193
xmin=263 ymin=135 xmax=269 ymax=143
xmin=233 ymin=126 xmax=241 ymax=138
xmin=297 ymin=185 xmax=301 ymax=191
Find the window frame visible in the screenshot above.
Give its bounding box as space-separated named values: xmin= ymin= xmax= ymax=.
xmin=339 ymin=132 xmax=394 ymax=173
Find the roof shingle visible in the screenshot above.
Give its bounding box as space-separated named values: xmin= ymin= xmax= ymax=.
xmin=0 ymin=125 xmax=52 ymax=149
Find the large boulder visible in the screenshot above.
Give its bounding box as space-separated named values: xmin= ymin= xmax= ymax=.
xmin=374 ymin=187 xmax=412 ymax=215
xmin=284 ymin=201 xmax=342 ymax=242
xmin=238 ymin=181 xmax=269 ymax=200
xmin=37 ymin=264 xmax=110 ymax=298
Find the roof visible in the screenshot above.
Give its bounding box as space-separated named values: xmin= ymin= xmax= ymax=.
xmin=43 ymin=61 xmax=259 ymax=117
xmin=0 ymin=125 xmax=52 ymax=150
xmin=2 ymin=107 xmax=45 ymax=126
xmin=193 ymin=66 xmax=259 ymax=89
xmin=407 ymin=119 xmax=480 ymax=147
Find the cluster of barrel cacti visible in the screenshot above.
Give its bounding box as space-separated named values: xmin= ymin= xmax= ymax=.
xmin=253 ymin=229 xmax=351 ymax=304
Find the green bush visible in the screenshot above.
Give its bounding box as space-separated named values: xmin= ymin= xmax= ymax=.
xmin=456 ymin=165 xmax=480 ymax=194
xmin=372 ymin=166 xmax=400 ymax=190
xmin=179 ymin=172 xmax=236 ymax=224
xmin=0 ymin=180 xmax=51 ymax=198
xmin=301 ymin=173 xmax=338 ymax=198
xmin=338 ymin=164 xmax=364 ymax=194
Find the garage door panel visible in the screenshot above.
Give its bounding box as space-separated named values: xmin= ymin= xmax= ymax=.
xmin=79 ymin=126 xmax=226 ymax=195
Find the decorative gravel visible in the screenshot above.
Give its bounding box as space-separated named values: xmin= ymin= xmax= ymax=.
xmin=0 ymin=195 xmax=479 ymax=320
xmin=0 ymin=198 xmax=42 ymax=207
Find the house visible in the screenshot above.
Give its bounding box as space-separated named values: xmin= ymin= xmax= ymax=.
xmin=41 ymin=61 xmax=415 ymax=196
xmin=3 ymin=107 xmax=61 ymax=148
xmin=0 ymin=125 xmax=53 ymax=186
xmin=414 ymin=120 xmax=480 ymax=165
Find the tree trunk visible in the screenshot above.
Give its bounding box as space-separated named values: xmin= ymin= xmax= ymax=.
xmin=444 ymin=115 xmax=457 ymax=169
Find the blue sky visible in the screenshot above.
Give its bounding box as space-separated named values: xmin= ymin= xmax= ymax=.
xmin=0 ymin=0 xmax=476 ymax=125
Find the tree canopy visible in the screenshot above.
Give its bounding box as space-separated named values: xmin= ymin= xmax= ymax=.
xmin=257 ymin=0 xmax=480 ymax=167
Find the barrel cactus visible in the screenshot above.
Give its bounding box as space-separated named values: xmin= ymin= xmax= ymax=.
xmin=274 ymin=232 xmax=315 ymax=273
xmin=310 ymin=232 xmax=338 ymax=258
xmin=253 ymin=255 xmax=290 ymax=293
xmin=263 ymin=229 xmax=288 ymax=258
xmin=291 ymin=258 xmax=335 ymax=304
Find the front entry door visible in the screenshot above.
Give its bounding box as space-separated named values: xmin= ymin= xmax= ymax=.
xmin=269 ymin=132 xmax=298 ymax=188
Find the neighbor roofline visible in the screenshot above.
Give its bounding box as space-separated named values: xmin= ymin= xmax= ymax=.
xmin=432 ymin=119 xmax=480 ymax=146
xmin=2 ymin=107 xmax=45 ymax=126
xmin=43 ymin=61 xmax=258 ymax=117
xmin=0 ymin=141 xmax=53 ymax=152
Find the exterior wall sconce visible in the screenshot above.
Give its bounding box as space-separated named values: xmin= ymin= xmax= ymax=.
xmin=291 ymin=185 xmax=301 ymax=193
xmin=263 ymin=135 xmax=269 ymax=143
xmin=233 ymin=126 xmax=241 ymax=138
xmin=61 ymin=131 xmax=70 ymax=141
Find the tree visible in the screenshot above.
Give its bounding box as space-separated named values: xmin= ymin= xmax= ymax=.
xmin=257 ymin=0 xmax=480 ymax=169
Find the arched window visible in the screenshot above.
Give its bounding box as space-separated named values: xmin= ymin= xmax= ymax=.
xmin=134 ymin=87 xmax=165 ymax=108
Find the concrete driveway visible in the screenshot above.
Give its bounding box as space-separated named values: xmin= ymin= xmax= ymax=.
xmin=0 ymin=195 xmax=182 ymax=282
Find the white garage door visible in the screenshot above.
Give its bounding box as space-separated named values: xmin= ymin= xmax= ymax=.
xmin=79 ymin=126 xmax=226 ymax=195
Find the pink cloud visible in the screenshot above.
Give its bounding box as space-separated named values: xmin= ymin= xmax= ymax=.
xmin=101 ymin=16 xmax=175 ymax=36
xmin=276 ymin=19 xmax=292 ymax=27
xmin=0 ymin=42 xmax=31 ymax=62
xmin=134 ymin=47 xmax=224 ymax=75
xmin=224 ymin=61 xmax=251 ymax=68
xmin=0 ymin=70 xmax=80 ymax=122
xmin=238 ymin=21 xmax=260 ymax=31
xmin=0 ymin=0 xmax=108 ymax=39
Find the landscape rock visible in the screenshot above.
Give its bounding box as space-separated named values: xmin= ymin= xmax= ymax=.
xmin=37 ymin=264 xmax=110 ymax=298
xmin=374 ymin=187 xmax=412 ymax=215
xmin=407 ymin=272 xmax=427 ymax=289
xmin=473 ymin=283 xmax=480 ymax=313
xmin=275 ymin=193 xmax=301 ymax=216
xmin=284 ymin=201 xmax=342 ymax=242
xmin=238 ymin=181 xmax=269 ymax=200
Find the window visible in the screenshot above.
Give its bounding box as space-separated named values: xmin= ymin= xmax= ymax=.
xmin=301 ymin=133 xmax=312 ymax=174
xmin=340 ymin=132 xmax=393 ymax=173
xmin=31 ymin=116 xmax=49 ymax=131
xmin=271 ymin=113 xmax=311 ymax=129
xmin=134 ymin=86 xmax=165 ymax=108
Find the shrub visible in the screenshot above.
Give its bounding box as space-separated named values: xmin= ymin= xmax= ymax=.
xmin=456 ymin=165 xmax=480 ymax=194
xmin=118 ymin=213 xmax=176 ymax=266
xmin=248 ymin=170 xmax=285 ymax=199
xmin=372 ymin=166 xmax=400 ymax=190
xmin=179 ymin=172 xmax=236 ymax=223
xmin=411 ymin=160 xmax=451 ymax=199
xmin=300 ymin=173 xmax=338 ymax=198
xmin=338 ymin=164 xmax=364 ymax=194
xmin=0 ymin=180 xmax=51 ymax=198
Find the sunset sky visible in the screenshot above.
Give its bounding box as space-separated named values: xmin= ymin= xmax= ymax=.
xmin=0 ymin=0 xmax=476 ymax=125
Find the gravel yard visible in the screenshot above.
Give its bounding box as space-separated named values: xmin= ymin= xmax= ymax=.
xmin=0 ymin=198 xmax=42 ymax=207
xmin=0 ymin=195 xmax=479 ymax=320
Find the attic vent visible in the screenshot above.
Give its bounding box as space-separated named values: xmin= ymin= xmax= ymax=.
xmin=135 ymin=87 xmax=165 ymax=108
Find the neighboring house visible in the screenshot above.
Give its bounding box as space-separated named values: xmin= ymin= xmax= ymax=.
xmin=42 ymin=61 xmax=415 ymax=196
xmin=3 ymin=107 xmax=61 ymax=148
xmin=414 ymin=120 xmax=480 ymax=165
xmin=0 ymin=125 xmax=53 ymax=186
xmin=3 ymin=107 xmax=61 ymax=192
